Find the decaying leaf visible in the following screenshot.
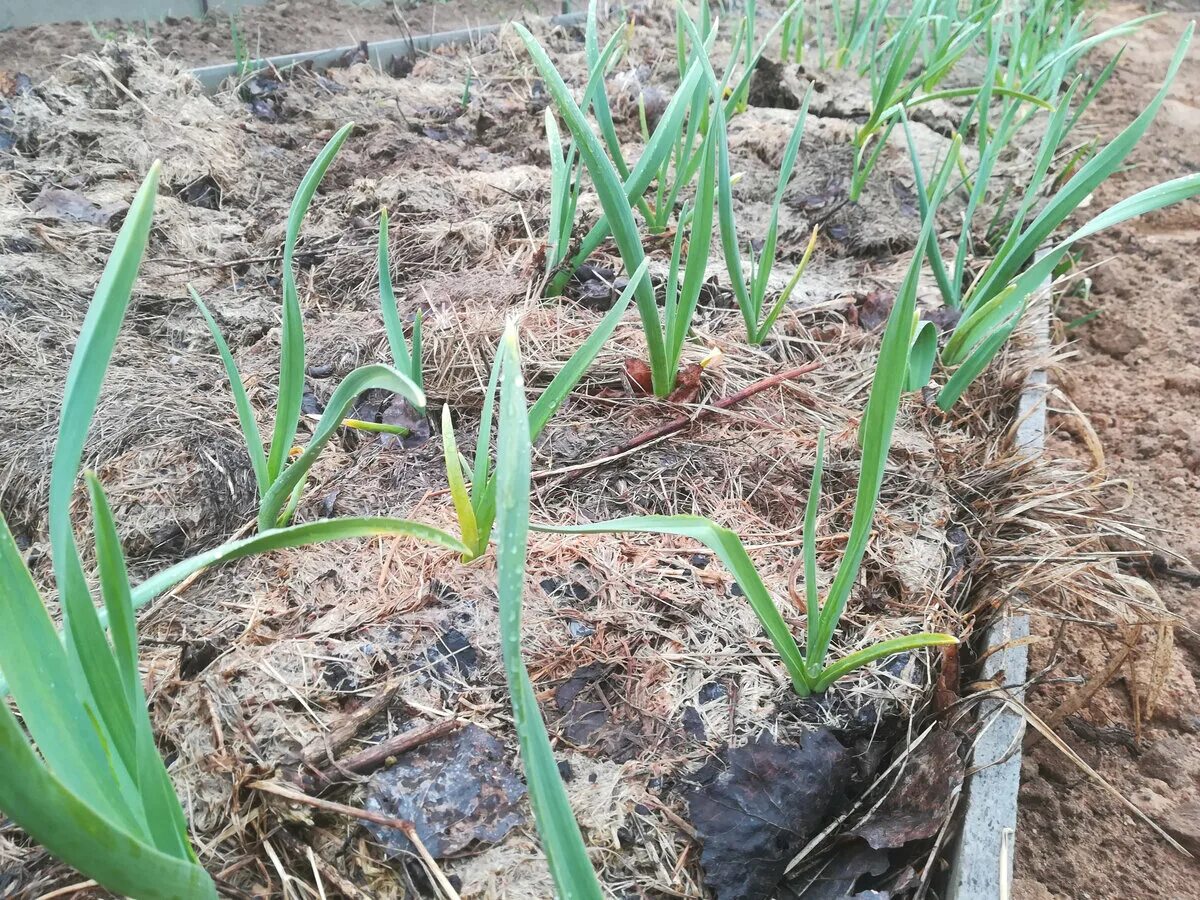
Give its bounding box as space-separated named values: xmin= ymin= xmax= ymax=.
xmin=363 ymin=723 xmax=526 ymax=858
xmin=684 ymin=729 xmax=850 ymax=900
xmin=849 ymin=727 xmax=964 ymax=851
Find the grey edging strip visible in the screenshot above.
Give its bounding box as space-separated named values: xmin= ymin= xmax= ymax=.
xmin=190 ymin=10 xmax=587 ymax=92
xmin=946 ymin=294 xmax=1050 ymax=899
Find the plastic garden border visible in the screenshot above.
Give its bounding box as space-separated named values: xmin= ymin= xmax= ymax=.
xmin=176 ymin=12 xmax=1043 ymax=897
xmin=189 ymin=9 xmax=587 ymax=91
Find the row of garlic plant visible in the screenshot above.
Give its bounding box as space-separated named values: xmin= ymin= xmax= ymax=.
xmin=6 ymin=2 xmax=1200 ymax=897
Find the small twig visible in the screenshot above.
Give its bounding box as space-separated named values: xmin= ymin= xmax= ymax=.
xmin=1024 ymin=623 xmax=1141 ymax=749
xmin=536 ymin=362 xmax=823 ymax=485
xmin=250 ymin=781 xmax=462 ymax=900
xmin=289 ymin=680 xmax=404 ymax=769
xmin=291 ymin=718 xmax=462 ymax=793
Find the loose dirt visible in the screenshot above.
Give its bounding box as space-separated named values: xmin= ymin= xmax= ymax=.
xmin=1013 ymin=3 xmax=1200 ymax=898
xmin=0 ymin=0 xmax=564 ymax=75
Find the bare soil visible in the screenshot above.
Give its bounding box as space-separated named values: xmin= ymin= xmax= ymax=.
xmin=1013 ymin=3 xmax=1200 ymax=898
xmin=0 ymin=0 xmax=564 ymax=75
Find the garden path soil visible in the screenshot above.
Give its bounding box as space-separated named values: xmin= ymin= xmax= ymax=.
xmin=1013 ymin=3 xmax=1200 ymax=898
xmin=0 ymin=0 xmax=562 ymax=75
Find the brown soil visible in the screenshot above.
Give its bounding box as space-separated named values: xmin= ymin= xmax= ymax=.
xmin=0 ymin=0 xmax=563 ymax=76
xmin=1013 ymin=3 xmax=1200 ymax=899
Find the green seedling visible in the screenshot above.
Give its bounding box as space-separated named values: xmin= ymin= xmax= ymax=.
xmin=378 ymin=207 xmax=424 ymax=392
xmin=933 ymin=25 xmax=1200 ymax=410
xmin=493 ymin=323 xmax=604 ymax=899
xmin=192 ymin=124 xmax=426 ymax=531
xmin=0 ymin=163 xmax=469 ymax=899
xmin=442 ymin=261 xmax=647 ymax=561
xmin=534 ymin=148 xmax=960 ymax=696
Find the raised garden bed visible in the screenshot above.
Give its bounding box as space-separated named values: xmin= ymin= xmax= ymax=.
xmin=0 ymin=2 xmax=1189 ymax=898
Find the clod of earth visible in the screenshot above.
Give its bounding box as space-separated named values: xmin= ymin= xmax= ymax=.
xmin=684 ymin=729 xmax=850 ymax=900
xmin=30 ymin=187 xmax=126 ymax=226
xmin=363 ymin=723 xmax=526 ymax=859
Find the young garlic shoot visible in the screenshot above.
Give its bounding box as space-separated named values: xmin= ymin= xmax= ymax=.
xmin=192 ymin=124 xmax=425 ymax=531
xmin=442 ymin=262 xmax=648 ymax=561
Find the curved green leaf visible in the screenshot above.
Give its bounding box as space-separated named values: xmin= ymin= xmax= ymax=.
xmin=259 ymin=363 xmax=425 ymax=528
xmin=266 ymin=122 xmax=355 ymax=483
xmin=495 ymin=325 xmax=603 ymax=899
xmin=190 ymin=285 xmax=269 ymax=495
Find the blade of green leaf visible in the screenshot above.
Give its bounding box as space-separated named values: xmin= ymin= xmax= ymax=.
xmin=802 ymin=429 xmax=825 ymax=662
xmin=811 ymin=633 xmax=958 ymax=693
xmin=259 ymin=363 xmax=425 ymax=528
xmin=906 ymin=319 xmax=938 ymax=392
xmin=809 ymin=135 xmax=961 ymax=674
xmin=86 ymin=473 xmax=193 ymax=861
xmin=49 ymin=162 xmax=161 ymax=791
xmin=969 ymin=25 xmax=1193 ymax=313
xmin=0 ymin=512 xmax=139 ymax=831
xmin=513 ymin=24 xmax=668 ymax=395
xmin=266 ymin=122 xmax=355 ymax=483
xmin=0 ymin=700 xmax=216 ymax=900
xmin=378 ymin=207 xmax=421 ymax=400
xmin=190 ymin=285 xmax=269 ymax=495
xmin=442 ymin=404 xmax=480 ymax=555
xmin=495 ymin=324 xmax=603 ymax=899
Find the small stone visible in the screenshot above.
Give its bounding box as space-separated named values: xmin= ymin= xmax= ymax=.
xmin=1012 ymin=877 xmax=1060 ymax=900
xmin=1087 ymin=320 xmax=1145 ymax=359
xmin=1129 ymin=781 xmax=1174 ymax=817
xmin=1137 ymin=737 xmax=1195 ymax=788
xmin=1162 ymin=800 xmax=1200 ymax=856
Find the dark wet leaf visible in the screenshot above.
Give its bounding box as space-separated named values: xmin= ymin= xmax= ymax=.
xmin=555 ymin=663 xmax=610 ymax=745
xmin=424 ymin=628 xmax=477 ymax=683
xmin=668 ymin=363 xmax=704 ymax=403
xmin=567 ymin=619 xmax=595 ymax=639
xmin=926 ymin=305 xmax=962 ymax=332
xmin=363 ymin=724 xmax=526 ymax=858
xmin=848 ymin=727 xmax=964 ymax=851
xmin=247 ymin=99 xmax=278 ymax=122
xmin=381 ymin=394 xmax=429 ymax=449
xmin=335 ymin=41 xmax=369 ymax=68
xmin=685 ymin=729 xmax=849 ymax=900
xmin=30 ymin=187 xmax=125 ymax=226
xmin=301 ymin=388 xmax=323 ymax=416
xmin=784 ymin=839 xmax=888 ymax=899
xmin=682 ymin=706 xmax=706 ymax=741
xmin=178 ymin=638 xmax=224 ymax=680
xmin=855 ymin=291 xmax=894 ymax=332
xmin=570 ymin=263 xmax=619 ymax=309
xmin=933 ymin=643 xmax=960 ymax=717
xmin=388 ymin=54 xmax=415 ymax=79
xmin=176 ymin=175 xmax=223 ymax=210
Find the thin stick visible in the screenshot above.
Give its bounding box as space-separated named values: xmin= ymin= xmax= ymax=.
xmin=250 ymin=781 xmax=462 ymax=900
xmin=1023 ymin=623 xmax=1141 ymax=748
xmin=538 ymin=362 xmax=823 ymax=485
xmin=292 ymin=718 xmax=462 ymax=793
